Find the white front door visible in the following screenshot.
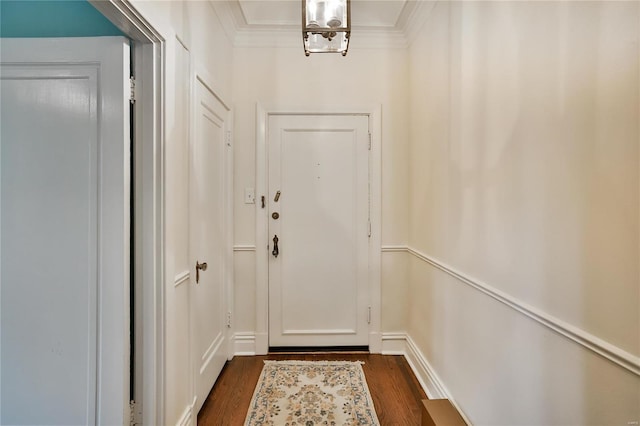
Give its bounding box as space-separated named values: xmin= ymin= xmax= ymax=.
xmin=0 ymin=37 xmax=130 ymax=424
xmin=268 ymin=114 xmax=370 ymax=347
xmin=190 ymin=78 xmax=230 ymax=413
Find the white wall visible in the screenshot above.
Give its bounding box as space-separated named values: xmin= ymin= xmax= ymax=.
xmin=232 ymin=46 xmax=410 ymax=337
xmin=116 ymin=1 xmax=640 ymax=424
xmin=127 ymin=2 xmax=233 ymax=425
xmin=408 ymin=1 xmax=640 ymax=424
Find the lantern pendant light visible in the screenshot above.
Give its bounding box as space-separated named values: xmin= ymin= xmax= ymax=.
xmin=302 ymin=0 xmax=351 ymax=56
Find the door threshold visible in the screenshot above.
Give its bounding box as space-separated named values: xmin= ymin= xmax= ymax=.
xmin=269 ymin=345 xmax=369 ymax=354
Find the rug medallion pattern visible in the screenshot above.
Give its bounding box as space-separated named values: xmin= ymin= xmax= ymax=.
xmin=244 ymin=360 xmax=380 ymax=426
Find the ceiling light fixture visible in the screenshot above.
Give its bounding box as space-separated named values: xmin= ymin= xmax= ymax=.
xmin=302 ymin=0 xmax=351 ymax=56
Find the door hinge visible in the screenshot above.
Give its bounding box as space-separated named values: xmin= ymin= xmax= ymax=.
xmin=368 ymin=133 xmax=372 ymax=150
xmin=226 ymin=311 xmax=232 ymax=328
xmin=367 ymin=306 xmax=371 ymax=324
xmin=129 ymin=400 xmax=139 ymax=426
xmin=367 ymin=220 xmax=372 ymax=238
xmin=129 ymin=77 xmax=136 ymax=104
xmin=225 ymin=130 xmax=232 ymax=147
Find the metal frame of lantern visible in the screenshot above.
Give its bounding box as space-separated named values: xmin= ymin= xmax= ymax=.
xmin=302 ymin=0 xmax=351 ymax=56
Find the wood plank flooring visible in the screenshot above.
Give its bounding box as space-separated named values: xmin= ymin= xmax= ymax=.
xmin=197 ymin=353 xmax=427 ymax=425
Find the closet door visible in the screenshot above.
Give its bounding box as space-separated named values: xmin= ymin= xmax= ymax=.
xmin=190 ymin=77 xmax=230 ymax=414
xmin=1 ymin=37 xmax=131 ymax=424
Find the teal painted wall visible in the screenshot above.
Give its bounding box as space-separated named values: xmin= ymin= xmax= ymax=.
xmin=0 ymin=0 xmax=123 ymax=38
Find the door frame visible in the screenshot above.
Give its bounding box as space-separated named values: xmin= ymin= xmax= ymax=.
xmin=255 ymin=104 xmax=382 ymax=355
xmin=88 ymin=2 xmax=165 ymax=424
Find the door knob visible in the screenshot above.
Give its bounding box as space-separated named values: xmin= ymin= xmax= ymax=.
xmin=272 ymin=235 xmax=279 ymax=258
xmin=195 ymin=260 xmax=208 ymax=284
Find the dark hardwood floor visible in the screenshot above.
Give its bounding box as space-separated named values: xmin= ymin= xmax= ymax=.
xmin=197 ymin=353 xmax=427 ymax=425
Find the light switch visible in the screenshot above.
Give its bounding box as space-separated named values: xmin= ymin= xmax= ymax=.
xmin=244 ymin=188 xmax=255 ymax=204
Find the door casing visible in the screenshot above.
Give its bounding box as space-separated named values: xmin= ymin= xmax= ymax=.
xmin=87 ymin=2 xmax=165 ymax=424
xmin=255 ymin=104 xmax=382 ymax=355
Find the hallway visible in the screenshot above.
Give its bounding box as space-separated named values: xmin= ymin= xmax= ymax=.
xmin=1 ymin=0 xmax=638 ymax=424
xmin=197 ymin=354 xmax=427 ymax=425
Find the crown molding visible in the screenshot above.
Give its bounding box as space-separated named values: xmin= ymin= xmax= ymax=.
xmin=233 ymin=27 xmax=298 ymax=48
xmin=210 ymin=0 xmax=437 ymax=50
xmin=352 ymin=28 xmax=409 ymax=49
xmin=210 ymin=0 xmax=240 ymax=44
xmin=233 ymin=26 xmax=407 ymax=49
xmin=402 ymin=0 xmax=438 ymax=46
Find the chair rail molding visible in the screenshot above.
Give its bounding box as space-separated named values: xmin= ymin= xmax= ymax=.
xmin=174 ymin=270 xmax=190 ymax=288
xmin=381 ymin=245 xmax=408 ymax=253
xmin=406 ymin=246 xmax=640 ymax=377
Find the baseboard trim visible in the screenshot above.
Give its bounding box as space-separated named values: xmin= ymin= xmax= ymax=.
xmin=382 ymin=333 xmax=471 ymax=425
xmin=405 ymin=335 xmax=472 ymax=425
xmin=380 ymin=332 xmax=407 ymax=355
xmin=402 ymin=246 xmax=640 ymax=377
xmin=404 ymin=335 xmax=448 ymax=399
xmin=233 ymin=332 xmax=256 ymax=356
xmin=175 ymin=397 xmax=195 ymax=426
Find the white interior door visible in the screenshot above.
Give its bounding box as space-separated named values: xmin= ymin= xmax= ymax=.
xmin=190 ymin=78 xmax=229 ymax=414
xmin=268 ymin=114 xmax=370 ymax=347
xmin=0 ymin=37 xmax=130 ymax=425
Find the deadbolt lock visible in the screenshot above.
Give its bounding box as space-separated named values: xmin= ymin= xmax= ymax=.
xmin=272 ymin=212 xmax=280 ymax=220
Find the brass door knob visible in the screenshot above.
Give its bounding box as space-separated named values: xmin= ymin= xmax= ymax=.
xmin=195 ymin=260 xmax=208 ymax=284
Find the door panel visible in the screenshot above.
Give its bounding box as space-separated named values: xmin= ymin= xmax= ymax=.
xmin=190 ymin=79 xmax=228 ymax=414
xmin=0 ymin=37 xmax=130 ymax=425
xmin=2 ymin=67 xmax=98 ymax=425
xmin=268 ymin=115 xmax=370 ymax=347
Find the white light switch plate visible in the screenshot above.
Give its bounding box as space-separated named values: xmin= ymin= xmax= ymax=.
xmin=244 ymin=188 xmax=255 ymax=204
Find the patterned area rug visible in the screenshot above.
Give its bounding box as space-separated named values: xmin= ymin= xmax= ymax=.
xmin=244 ymin=360 xmax=380 ymax=426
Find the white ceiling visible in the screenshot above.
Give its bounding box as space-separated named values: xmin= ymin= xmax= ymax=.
xmin=238 ymin=0 xmax=407 ymax=28
xmin=211 ymin=0 xmax=436 ymax=48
